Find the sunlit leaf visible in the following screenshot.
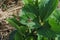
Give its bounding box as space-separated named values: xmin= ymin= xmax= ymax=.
xmin=49 ymin=17 xmax=60 ymax=34
xmin=48 ymin=9 xmax=60 ymax=34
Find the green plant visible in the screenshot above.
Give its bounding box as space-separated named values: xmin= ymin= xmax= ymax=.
xmin=7 ymin=0 xmax=59 ymax=40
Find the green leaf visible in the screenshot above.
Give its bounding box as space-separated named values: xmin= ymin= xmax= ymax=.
xmin=22 ymin=0 xmax=58 ymax=21
xmin=20 ymin=11 xmax=36 ymax=21
xmin=22 ymin=0 xmax=34 ymax=4
xmin=7 ymin=18 xmax=28 ymax=35
xmin=9 ymin=30 xmax=24 ymax=40
xmin=27 ymin=21 xmax=35 ymax=29
xmin=19 ymin=26 xmax=28 ymax=34
xmin=22 ymin=0 xmax=39 ymax=16
xmin=53 ymin=9 xmax=60 ymax=22
xmin=49 ymin=17 xmax=60 ymax=34
xmin=37 ymin=28 xmax=56 ymax=38
xmin=7 ymin=18 xmax=20 ymax=32
xmin=48 ymin=9 xmax=60 ymax=34
xmin=19 ymin=12 xmax=36 ymax=29
xmin=39 ymin=0 xmax=58 ymax=20
xmin=14 ymin=31 xmax=24 ymax=40
xmin=37 ymin=34 xmax=43 ymax=40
